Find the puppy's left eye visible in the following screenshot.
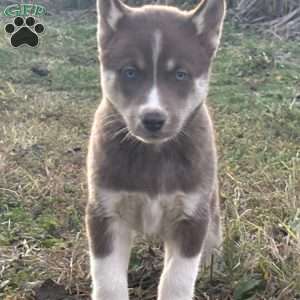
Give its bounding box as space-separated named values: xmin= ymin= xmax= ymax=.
xmin=175 ymin=69 xmax=189 ymax=81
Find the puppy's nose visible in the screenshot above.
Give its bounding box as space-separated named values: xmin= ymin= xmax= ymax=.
xmin=142 ymin=112 xmax=166 ymax=133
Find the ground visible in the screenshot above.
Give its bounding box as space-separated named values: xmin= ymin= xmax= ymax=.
xmin=0 ymin=9 xmax=299 ymax=300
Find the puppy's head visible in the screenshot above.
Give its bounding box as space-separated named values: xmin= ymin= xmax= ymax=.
xmin=98 ymin=0 xmax=225 ymax=144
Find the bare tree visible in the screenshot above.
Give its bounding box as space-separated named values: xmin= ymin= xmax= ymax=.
xmin=232 ymin=0 xmax=300 ymax=40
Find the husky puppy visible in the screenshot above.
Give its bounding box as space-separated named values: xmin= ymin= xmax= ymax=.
xmin=86 ymin=0 xmax=226 ymax=299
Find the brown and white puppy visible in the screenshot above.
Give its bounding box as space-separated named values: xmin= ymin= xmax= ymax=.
xmin=86 ymin=0 xmax=226 ymax=299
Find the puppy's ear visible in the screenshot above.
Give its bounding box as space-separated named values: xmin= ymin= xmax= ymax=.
xmin=97 ymin=0 xmax=130 ymax=38
xmin=189 ymin=0 xmax=226 ymax=55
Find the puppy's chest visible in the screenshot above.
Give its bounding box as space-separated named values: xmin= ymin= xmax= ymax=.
xmin=111 ymin=192 xmax=192 ymax=236
xmin=101 ymin=142 xmax=201 ymax=195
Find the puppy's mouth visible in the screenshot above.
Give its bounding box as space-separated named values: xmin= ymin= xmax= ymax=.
xmin=134 ymin=134 xmax=172 ymax=144
xmin=130 ymin=128 xmax=176 ymax=144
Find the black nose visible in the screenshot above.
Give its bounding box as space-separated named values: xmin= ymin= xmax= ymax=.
xmin=142 ymin=112 xmax=166 ymax=133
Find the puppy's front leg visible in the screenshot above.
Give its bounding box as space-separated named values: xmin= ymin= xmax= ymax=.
xmin=158 ymin=213 xmax=209 ymax=300
xmin=86 ymin=203 xmax=132 ymax=300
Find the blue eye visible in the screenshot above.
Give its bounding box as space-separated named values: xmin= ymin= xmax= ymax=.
xmin=176 ymin=70 xmax=189 ymax=81
xmin=122 ymin=66 xmax=138 ymax=80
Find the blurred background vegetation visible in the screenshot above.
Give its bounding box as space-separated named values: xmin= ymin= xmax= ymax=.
xmin=32 ymin=0 xmax=300 ymax=40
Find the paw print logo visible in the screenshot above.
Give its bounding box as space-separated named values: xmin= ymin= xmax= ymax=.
xmin=5 ymin=16 xmax=45 ymax=48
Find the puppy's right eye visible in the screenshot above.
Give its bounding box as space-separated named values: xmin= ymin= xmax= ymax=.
xmin=122 ymin=66 xmax=138 ymax=80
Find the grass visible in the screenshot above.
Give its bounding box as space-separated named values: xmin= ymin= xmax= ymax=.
xmin=0 ymin=9 xmax=299 ymax=300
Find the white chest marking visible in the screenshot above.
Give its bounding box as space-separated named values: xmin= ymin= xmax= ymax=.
xmin=142 ymin=198 xmax=163 ymax=235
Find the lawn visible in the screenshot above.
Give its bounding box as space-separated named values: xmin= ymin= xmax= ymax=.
xmin=0 ymin=9 xmax=299 ymax=300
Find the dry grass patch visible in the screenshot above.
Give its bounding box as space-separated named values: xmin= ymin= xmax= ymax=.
xmin=0 ymin=12 xmax=299 ymax=300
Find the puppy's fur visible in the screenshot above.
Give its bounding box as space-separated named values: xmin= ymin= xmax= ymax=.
xmin=86 ymin=0 xmax=226 ymax=299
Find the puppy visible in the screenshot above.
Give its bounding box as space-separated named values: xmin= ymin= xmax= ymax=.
xmin=86 ymin=0 xmax=226 ymax=299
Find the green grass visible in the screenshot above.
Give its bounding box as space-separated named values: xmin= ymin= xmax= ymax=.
xmin=0 ymin=11 xmax=299 ymax=300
